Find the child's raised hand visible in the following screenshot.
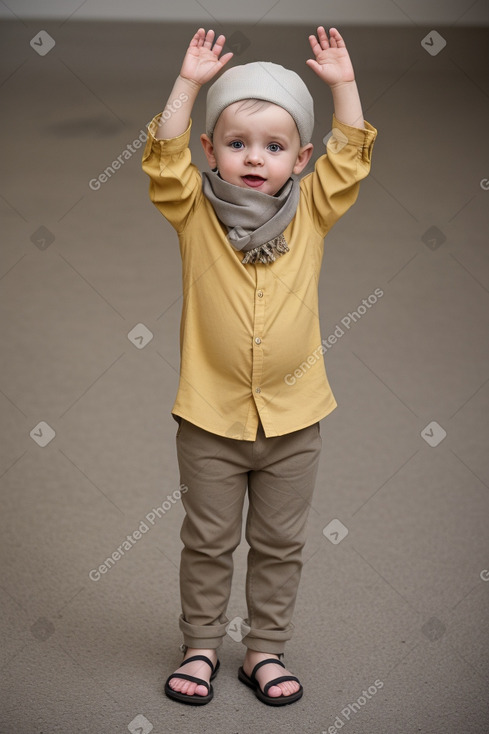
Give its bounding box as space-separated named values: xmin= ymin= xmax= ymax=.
xmin=306 ymin=27 xmax=355 ymax=87
xmin=179 ymin=28 xmax=233 ymax=87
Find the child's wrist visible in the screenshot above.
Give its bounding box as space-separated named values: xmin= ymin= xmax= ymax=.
xmin=328 ymin=79 xmax=356 ymax=91
xmin=177 ymin=74 xmax=203 ymax=92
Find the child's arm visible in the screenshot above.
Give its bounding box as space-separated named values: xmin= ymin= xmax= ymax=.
xmin=306 ymin=26 xmax=364 ymax=129
xmin=155 ymin=28 xmax=233 ymax=140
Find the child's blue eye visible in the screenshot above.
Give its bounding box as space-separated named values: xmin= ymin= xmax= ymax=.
xmin=230 ymin=141 xmax=243 ymax=149
xmin=268 ymin=143 xmax=282 ymax=152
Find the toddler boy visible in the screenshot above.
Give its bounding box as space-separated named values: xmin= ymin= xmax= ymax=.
xmin=142 ymin=26 xmax=377 ymax=706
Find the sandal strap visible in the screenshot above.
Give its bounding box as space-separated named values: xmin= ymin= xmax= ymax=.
xmin=250 ymin=657 xmax=285 ymax=683
xmin=263 ymin=674 xmax=301 ymax=696
xmin=169 ymin=672 xmax=210 ymax=691
xmin=180 ymin=654 xmax=216 ymax=674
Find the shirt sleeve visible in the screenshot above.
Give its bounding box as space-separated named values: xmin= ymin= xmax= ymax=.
xmin=301 ymin=115 xmax=377 ymax=236
xmin=141 ymin=113 xmax=202 ymax=234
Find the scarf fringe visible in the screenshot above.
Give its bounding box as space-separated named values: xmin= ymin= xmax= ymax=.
xmin=241 ymin=234 xmax=290 ymax=264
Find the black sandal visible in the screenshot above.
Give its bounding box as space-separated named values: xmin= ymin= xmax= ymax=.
xmin=164 ymin=654 xmax=220 ymax=705
xmin=238 ymin=657 xmax=303 ymax=706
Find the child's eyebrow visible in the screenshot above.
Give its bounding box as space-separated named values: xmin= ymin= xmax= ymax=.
xmin=223 ymin=130 xmax=290 ymax=144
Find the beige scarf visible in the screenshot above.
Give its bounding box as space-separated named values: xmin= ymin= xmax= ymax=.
xmin=201 ymin=170 xmax=300 ymax=264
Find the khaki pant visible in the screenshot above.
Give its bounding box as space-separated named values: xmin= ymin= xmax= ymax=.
xmin=175 ymin=418 xmax=322 ymax=654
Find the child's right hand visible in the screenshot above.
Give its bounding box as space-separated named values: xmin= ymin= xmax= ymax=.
xmin=179 ymin=28 xmax=233 ymax=87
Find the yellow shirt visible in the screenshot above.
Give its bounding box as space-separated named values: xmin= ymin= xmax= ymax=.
xmin=142 ymin=114 xmax=377 ymax=440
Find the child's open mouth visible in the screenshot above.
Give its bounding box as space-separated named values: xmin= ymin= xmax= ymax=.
xmin=242 ymin=175 xmax=266 ymax=188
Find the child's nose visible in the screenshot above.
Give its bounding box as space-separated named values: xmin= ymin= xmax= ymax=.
xmin=245 ymin=147 xmax=263 ymax=165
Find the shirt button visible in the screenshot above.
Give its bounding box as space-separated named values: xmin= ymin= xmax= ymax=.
xmin=257 ymin=290 xmax=263 ymax=298
xmin=254 ymin=337 xmax=261 ymax=345
xmin=255 ymin=387 xmax=261 ymax=394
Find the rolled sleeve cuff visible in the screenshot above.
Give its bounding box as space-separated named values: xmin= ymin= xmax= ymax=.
xmin=143 ymin=114 xmax=193 ymax=160
xmin=330 ymin=115 xmax=377 ymax=165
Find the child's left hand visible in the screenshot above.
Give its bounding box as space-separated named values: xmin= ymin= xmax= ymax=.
xmin=306 ymin=27 xmax=356 ymax=87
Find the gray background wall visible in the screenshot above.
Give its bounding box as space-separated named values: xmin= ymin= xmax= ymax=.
xmin=0 ymin=0 xmax=488 ymax=24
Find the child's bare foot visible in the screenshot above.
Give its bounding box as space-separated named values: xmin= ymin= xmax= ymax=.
xmin=167 ymin=647 xmax=218 ymax=697
xmin=242 ymin=650 xmax=301 ymax=698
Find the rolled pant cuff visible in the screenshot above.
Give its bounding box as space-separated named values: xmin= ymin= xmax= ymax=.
xmin=179 ymin=614 xmax=228 ymax=649
xmin=242 ymin=624 xmax=294 ymax=654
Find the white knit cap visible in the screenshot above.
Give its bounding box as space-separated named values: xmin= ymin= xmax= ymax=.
xmin=205 ymin=61 xmax=314 ymax=146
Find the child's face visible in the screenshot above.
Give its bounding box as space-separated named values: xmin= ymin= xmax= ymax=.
xmin=201 ymin=100 xmax=313 ymax=196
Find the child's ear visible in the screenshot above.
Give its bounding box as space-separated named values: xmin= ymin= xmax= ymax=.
xmin=200 ymin=134 xmax=218 ymax=170
xmin=293 ymin=143 xmax=314 ymax=175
